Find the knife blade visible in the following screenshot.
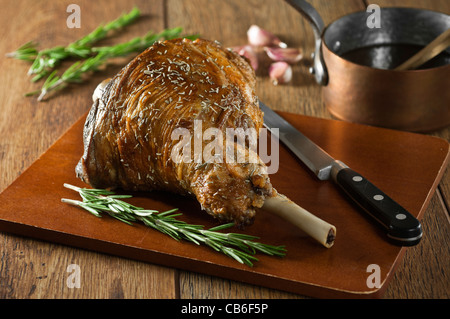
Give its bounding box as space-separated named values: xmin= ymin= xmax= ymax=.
xmin=259 ymin=101 xmax=422 ymax=246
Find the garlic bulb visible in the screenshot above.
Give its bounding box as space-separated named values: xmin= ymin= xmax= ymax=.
xmin=269 ymin=62 xmax=292 ymax=85
xmin=247 ymin=25 xmax=287 ymax=48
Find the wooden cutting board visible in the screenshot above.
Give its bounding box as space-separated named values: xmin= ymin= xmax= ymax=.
xmin=0 ymin=111 xmax=448 ymax=298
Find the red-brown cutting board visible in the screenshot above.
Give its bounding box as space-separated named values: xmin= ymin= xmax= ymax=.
xmin=0 ymin=112 xmax=448 ymax=298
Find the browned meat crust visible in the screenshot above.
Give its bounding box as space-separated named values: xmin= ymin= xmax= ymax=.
xmin=76 ymin=38 xmax=273 ymax=226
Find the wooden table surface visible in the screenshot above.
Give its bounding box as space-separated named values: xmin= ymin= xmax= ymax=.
xmin=0 ymin=0 xmax=448 ymax=299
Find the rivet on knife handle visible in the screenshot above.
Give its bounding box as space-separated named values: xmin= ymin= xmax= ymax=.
xmin=331 ymin=162 xmax=423 ymax=246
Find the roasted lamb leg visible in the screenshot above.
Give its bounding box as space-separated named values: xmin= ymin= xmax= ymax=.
xmin=76 ymin=38 xmax=335 ymax=247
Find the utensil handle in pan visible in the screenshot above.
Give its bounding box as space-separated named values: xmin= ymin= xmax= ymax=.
xmin=333 ymin=166 xmax=422 ymax=246
xmin=284 ymin=0 xmax=328 ymax=85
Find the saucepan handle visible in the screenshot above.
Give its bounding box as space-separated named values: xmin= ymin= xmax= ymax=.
xmin=284 ymin=0 xmax=328 ymax=85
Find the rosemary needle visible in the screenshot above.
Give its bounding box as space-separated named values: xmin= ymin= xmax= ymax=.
xmin=62 ymin=183 xmax=286 ymax=267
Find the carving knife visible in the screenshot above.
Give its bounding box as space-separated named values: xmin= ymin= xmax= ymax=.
xmin=259 ymin=101 xmax=422 ymax=246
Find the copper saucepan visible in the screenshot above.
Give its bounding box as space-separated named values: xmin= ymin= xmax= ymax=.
xmin=286 ymin=0 xmax=450 ymax=132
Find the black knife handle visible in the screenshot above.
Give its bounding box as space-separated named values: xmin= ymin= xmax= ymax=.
xmin=334 ymin=167 xmax=422 ymax=246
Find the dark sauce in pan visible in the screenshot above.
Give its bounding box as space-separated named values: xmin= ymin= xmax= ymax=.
xmin=340 ymin=44 xmax=450 ymax=70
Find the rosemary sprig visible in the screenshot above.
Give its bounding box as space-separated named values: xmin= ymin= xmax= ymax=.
xmin=7 ymin=6 xmax=199 ymax=101
xmin=61 ymin=183 xmax=286 ymax=267
xmin=7 ymin=7 xmax=141 ymax=81
xmin=34 ymin=27 xmax=188 ymax=101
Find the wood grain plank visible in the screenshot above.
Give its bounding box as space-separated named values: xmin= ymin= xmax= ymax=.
xmin=0 ymin=234 xmax=176 ymax=298
xmin=0 ymin=0 xmax=178 ymax=299
xmin=179 ymin=272 xmax=305 ymax=299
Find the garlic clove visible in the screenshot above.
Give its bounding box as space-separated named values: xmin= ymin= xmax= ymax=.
xmin=269 ymin=61 xmax=292 ymax=85
xmin=231 ymin=45 xmax=259 ymax=71
xmin=247 ymin=25 xmax=287 ymax=48
xmin=264 ymin=47 xmax=303 ymax=64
